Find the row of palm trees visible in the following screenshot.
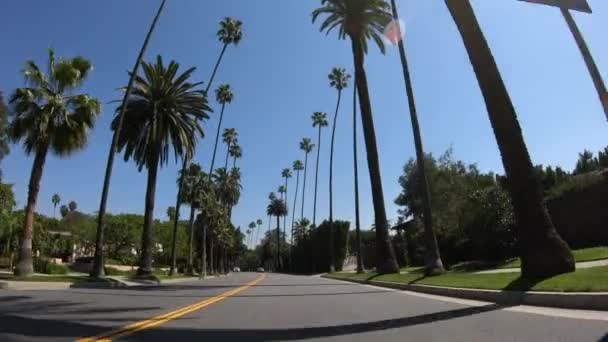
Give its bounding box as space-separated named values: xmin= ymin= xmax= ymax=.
xmin=309 ymin=0 xmax=574 ymax=277
xmin=8 ymin=0 xmax=247 ymax=277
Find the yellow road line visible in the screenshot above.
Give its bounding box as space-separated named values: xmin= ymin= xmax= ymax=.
xmin=75 ymin=274 xmax=265 ymax=342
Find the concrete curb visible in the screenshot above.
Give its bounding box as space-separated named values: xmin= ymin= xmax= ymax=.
xmin=322 ymin=275 xmax=608 ymax=311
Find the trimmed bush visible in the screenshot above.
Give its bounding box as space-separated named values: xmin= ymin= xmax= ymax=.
xmin=33 ymin=258 xmax=69 ymax=275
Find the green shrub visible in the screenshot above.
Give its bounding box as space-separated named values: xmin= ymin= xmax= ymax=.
xmin=33 ymin=258 xmax=68 ymax=275
xmin=547 ymin=171 xmax=605 ymax=200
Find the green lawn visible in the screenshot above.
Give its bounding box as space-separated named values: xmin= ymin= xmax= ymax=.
xmin=498 ymin=246 xmax=608 ymax=269
xmin=326 ymin=266 xmax=608 ymax=292
xmin=0 ymin=274 xmax=117 ymax=284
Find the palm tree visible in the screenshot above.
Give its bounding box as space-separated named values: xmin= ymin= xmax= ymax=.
xmin=267 ymin=197 xmax=288 ymax=271
xmin=207 ymin=18 xmax=243 ymax=96
xmin=281 ymin=168 xmax=292 ymax=259
xmin=444 ymin=0 xmax=574 ymax=278
xmin=290 ymin=160 xmax=304 ymax=269
xmin=230 ymin=143 xmax=242 ymax=168
xmin=113 ymin=56 xmax=210 ymax=276
xmin=299 ymin=138 xmax=314 ymax=220
xmin=210 ymin=85 xmax=234 ymax=175
xmin=389 ymin=0 xmax=444 ymax=276
xmin=313 ymin=0 xmax=399 ymax=273
xmin=170 ymin=17 xmax=243 ymax=277
xmin=222 ymin=128 xmax=238 ymax=169
xmin=177 ymin=163 xmax=204 ymax=274
xmin=248 ymin=221 xmax=256 ymax=248
xmin=52 ymin=193 xmax=61 ymax=218
xmin=9 ymin=50 xmax=101 ymax=276
xmin=92 ymin=0 xmax=166 ymax=278
xmin=352 ymin=78 xmax=363 ymax=274
xmin=68 ymin=201 xmax=77 ymax=212
xmin=327 ymin=67 xmax=351 ymax=272
xmin=213 ymin=167 xmax=242 ymax=221
xmin=255 ymin=218 xmax=263 ymax=247
xmin=311 ymin=111 xmax=328 ymax=226
xmin=167 ymin=206 xmax=176 ymax=221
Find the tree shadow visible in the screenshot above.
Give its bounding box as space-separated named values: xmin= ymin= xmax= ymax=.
xmin=503 ymin=276 xmax=548 ymax=292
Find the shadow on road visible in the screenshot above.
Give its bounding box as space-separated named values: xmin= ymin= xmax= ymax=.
xmin=0 ymin=303 xmax=509 ymax=341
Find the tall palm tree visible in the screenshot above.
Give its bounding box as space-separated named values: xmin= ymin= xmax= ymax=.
xmin=281 ymin=168 xmax=292 ymax=258
xmin=230 ymin=143 xmax=242 ymax=168
xmin=113 ymin=56 xmax=210 ymax=276
xmin=9 ymin=50 xmax=101 ymax=276
xmin=311 ymin=111 xmax=328 ymax=226
xmin=52 ymin=193 xmax=61 ymax=218
xmin=207 ymin=18 xmax=243 ymax=96
xmin=327 ymin=67 xmax=351 ymax=272
xmin=267 ymin=197 xmax=288 ymax=271
xmin=444 ymin=0 xmax=574 ymax=278
xmin=167 ymin=206 xmax=176 ymax=221
xmin=222 ymin=128 xmax=238 ymax=169
xmin=389 ymin=0 xmax=444 ymax=276
xmin=278 ymin=185 xmax=286 ymax=201
xmin=352 ymin=77 xmax=363 ymax=274
xmin=92 ymin=0 xmax=166 ymax=278
xmin=248 ymin=221 xmax=256 ymax=248
xmin=176 ymin=163 xmax=204 ymax=274
xmin=170 ymin=17 xmax=243 ymax=276
xmin=210 ymin=85 xmax=234 ymax=175
xmin=313 ymin=0 xmax=399 ymax=273
xmin=299 ymin=138 xmax=314 ymax=220
xmin=255 ymin=218 xmax=263 ymax=247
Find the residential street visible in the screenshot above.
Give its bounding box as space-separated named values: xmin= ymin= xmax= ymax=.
xmin=0 ymin=273 xmax=607 ymax=341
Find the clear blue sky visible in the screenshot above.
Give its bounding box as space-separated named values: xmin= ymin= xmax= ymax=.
xmin=1 ymin=0 xmax=607 ymax=244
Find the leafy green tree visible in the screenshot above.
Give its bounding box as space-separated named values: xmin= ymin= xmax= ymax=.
xmin=209 ymin=85 xmax=234 ymax=174
xmin=299 ymin=138 xmax=314 ymax=221
xmin=267 ymin=197 xmax=288 ymax=270
xmin=52 ymin=194 xmax=61 ymax=218
xmin=93 ymin=0 xmax=167 ymax=278
xmin=104 ymin=214 xmax=143 ymax=264
xmin=0 ymin=92 xmax=9 ymax=177
xmin=8 ymin=50 xmax=101 ymax=276
xmin=222 ymin=128 xmax=238 ymax=169
xmin=311 ymin=111 xmax=328 ymax=226
xmin=167 ymin=206 xmax=176 ymax=222
xmin=389 ymin=0 xmax=444 ymax=275
xmin=60 ymin=205 xmax=69 ymax=218
xmin=0 ymin=183 xmax=16 ymax=259
xmin=444 ymin=0 xmax=574 ymax=277
xmin=112 ymin=56 xmax=210 ymax=276
xmin=327 ymin=67 xmax=350 ymax=272
xmin=573 ymin=150 xmax=599 ymax=175
xmin=313 ymin=0 xmax=399 ymax=273
xmin=598 ymin=146 xmax=608 ymax=169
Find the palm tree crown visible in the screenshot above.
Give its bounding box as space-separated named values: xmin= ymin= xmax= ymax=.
xmin=267 ymin=197 xmax=288 ymax=218
xmin=218 ymin=17 xmax=244 ymax=45
xmin=312 ymin=0 xmax=392 ymax=54
xmin=281 ymin=168 xmax=293 ymax=179
xmin=215 ymin=84 xmax=234 ymax=105
xmin=229 ymin=143 xmax=242 ymax=159
xmin=312 ymin=112 xmax=328 ymax=128
xmin=222 ymin=128 xmax=238 ymax=147
xmin=9 ymin=50 xmax=101 ymax=156
xmin=300 ymin=138 xmax=315 ymax=153
xmin=113 ymin=56 xmax=211 ymax=169
xmin=329 ymin=67 xmax=351 ymax=91
xmin=293 ymin=160 xmax=304 ymax=171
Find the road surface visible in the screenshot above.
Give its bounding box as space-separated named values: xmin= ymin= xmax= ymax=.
xmin=0 ymin=272 xmax=607 ymax=341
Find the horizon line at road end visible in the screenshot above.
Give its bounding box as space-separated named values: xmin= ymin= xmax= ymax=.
xmin=75 ymin=273 xmax=266 ymax=342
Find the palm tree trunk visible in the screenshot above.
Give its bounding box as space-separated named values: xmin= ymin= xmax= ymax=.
xmin=352 ymin=81 xmax=363 ymax=274
xmin=186 ymin=205 xmax=196 ymax=275
xmin=233 ymin=156 xmax=237 ymax=169
xmin=91 ymin=0 xmax=166 ymax=278
xmin=169 ymin=159 xmax=186 ymax=276
xmin=282 ymin=178 xmax=288 ymax=267
xmin=15 ymin=144 xmax=49 ymax=276
xmin=209 ymin=104 xmax=226 ymax=175
xmin=199 ymin=222 xmax=207 ymax=279
xmin=301 ymin=153 xmax=309 ymax=220
xmin=138 ymin=153 xmax=160 ymax=276
xmin=209 ymin=237 xmax=214 ymax=275
xmin=445 ymin=0 xmax=574 ymax=278
xmin=205 ymin=43 xmax=228 ymax=95
xmin=349 ymin=36 xmax=399 ymax=274
xmin=290 ymin=170 xmax=300 ymax=270
xmin=276 ymin=216 xmax=281 ymax=271
xmin=313 ymin=127 xmax=322 ymax=226
xmin=328 ymin=89 xmax=342 ymax=273
xmin=390 ymin=0 xmax=444 ymax=276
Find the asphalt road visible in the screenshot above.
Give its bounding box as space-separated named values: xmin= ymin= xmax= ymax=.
xmin=0 ymin=272 xmax=607 ymax=341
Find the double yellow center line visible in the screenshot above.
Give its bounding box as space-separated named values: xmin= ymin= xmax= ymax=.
xmin=76 ymin=274 xmax=265 ymax=341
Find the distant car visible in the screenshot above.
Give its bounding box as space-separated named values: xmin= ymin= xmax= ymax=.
xmin=256 ymin=267 xmax=265 ymax=273
xmin=233 ymin=267 xmax=241 ymax=272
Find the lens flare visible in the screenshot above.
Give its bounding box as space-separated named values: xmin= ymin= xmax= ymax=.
xmin=384 ymin=19 xmax=405 ymax=45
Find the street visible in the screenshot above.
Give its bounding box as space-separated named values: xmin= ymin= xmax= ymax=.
xmin=0 ymin=273 xmax=607 ymax=341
